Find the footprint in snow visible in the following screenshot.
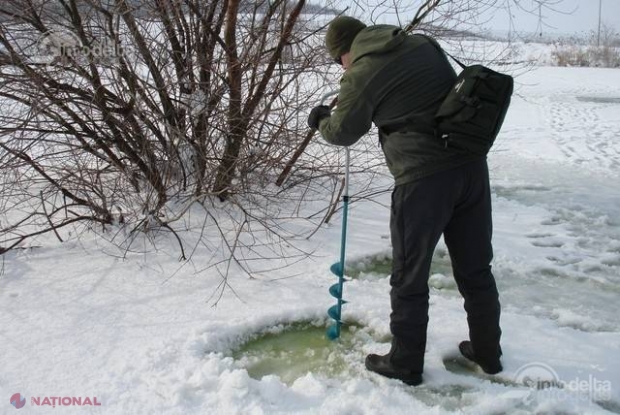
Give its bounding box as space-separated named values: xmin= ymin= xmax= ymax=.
xmin=540 ymin=216 xmax=563 ymax=226
xmin=526 ymin=232 xmax=565 ymax=248
xmin=530 ymin=239 xmax=565 ymax=248
xmin=526 ymin=232 xmax=555 ymax=239
xmin=601 ymin=256 xmax=620 ymax=268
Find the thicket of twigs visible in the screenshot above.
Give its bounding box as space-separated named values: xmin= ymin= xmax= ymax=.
xmin=0 ymin=0 xmax=346 ymax=260
xmin=0 ymin=0 xmax=563 ymax=272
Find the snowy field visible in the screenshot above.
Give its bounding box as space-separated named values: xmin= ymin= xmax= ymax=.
xmin=2 ymin=65 xmax=620 ymax=414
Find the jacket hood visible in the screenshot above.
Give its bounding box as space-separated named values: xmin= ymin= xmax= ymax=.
xmin=349 ymin=25 xmax=407 ymax=63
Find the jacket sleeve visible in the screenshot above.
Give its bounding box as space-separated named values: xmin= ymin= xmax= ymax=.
xmin=318 ymin=67 xmax=374 ymax=147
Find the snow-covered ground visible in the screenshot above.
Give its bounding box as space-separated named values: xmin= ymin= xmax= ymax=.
xmin=2 ymin=66 xmax=620 ymax=414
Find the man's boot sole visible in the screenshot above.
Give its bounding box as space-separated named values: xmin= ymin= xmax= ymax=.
xmin=458 ymin=341 xmax=503 ymax=375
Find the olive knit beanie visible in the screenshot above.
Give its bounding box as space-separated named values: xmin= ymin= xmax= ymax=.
xmin=325 ymin=16 xmax=367 ymax=61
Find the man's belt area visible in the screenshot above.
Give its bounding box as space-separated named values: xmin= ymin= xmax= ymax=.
xmin=378 ymin=121 xmax=438 ymax=149
xmin=380 ymin=121 xmax=436 ymax=136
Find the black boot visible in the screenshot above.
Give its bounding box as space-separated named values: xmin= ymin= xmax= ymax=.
xmin=458 ymin=341 xmax=503 ymax=374
xmin=365 ymin=338 xmax=423 ymax=386
xmin=365 ymin=354 xmax=423 ymax=385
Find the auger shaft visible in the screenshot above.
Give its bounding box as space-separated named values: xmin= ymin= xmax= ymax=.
xmin=327 ymin=146 xmax=350 ymax=340
xmin=316 ymin=89 xmax=352 ymax=341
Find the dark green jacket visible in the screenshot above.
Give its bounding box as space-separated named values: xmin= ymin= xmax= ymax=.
xmin=318 ymin=25 xmax=481 ymax=185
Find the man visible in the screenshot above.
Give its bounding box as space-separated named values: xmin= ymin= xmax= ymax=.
xmin=308 ymin=16 xmax=502 ymax=386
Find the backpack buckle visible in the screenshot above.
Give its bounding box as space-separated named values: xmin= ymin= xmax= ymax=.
xmin=460 ymin=96 xmax=480 ymax=107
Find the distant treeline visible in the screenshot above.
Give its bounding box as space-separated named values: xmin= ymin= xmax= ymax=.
xmin=0 ymin=0 xmax=339 ymax=21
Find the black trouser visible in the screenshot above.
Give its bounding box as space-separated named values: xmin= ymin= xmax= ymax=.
xmin=389 ymin=159 xmax=501 ymax=373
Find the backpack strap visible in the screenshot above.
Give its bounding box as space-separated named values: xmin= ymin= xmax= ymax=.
xmin=379 ymin=34 xmax=466 ymax=142
xmin=417 ymin=34 xmax=467 ymax=70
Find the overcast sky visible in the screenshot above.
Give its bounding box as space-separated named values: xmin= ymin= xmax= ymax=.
xmin=336 ymin=0 xmax=620 ymax=36
xmin=484 ymin=0 xmax=620 ymax=35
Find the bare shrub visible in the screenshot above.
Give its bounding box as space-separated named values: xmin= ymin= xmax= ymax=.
xmin=0 ymin=0 xmax=337 ymax=257
xmin=1 ymin=0 xmax=568 ymax=288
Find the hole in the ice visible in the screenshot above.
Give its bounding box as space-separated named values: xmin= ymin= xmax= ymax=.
xmin=232 ymin=321 xmax=384 ymax=385
xmin=231 ymin=322 xmax=540 ymax=412
xmin=346 ymin=249 xmax=454 ymax=287
xmin=346 ymin=253 xmax=392 ymax=279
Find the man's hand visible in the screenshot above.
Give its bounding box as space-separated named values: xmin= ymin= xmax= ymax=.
xmin=307 ymin=105 xmax=331 ymax=130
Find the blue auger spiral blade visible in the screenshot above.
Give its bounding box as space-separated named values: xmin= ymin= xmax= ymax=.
xmin=330 ymin=262 xmax=343 ymax=277
xmin=326 ymin=323 xmax=340 ymax=340
xmin=329 ymin=283 xmax=342 ymax=299
xmin=327 ymin=304 xmax=341 ymax=321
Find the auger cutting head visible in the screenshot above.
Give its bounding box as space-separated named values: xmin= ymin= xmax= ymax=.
xmin=326 ymin=322 xmax=341 ymax=340
xmin=327 ymin=259 xmax=346 ymax=340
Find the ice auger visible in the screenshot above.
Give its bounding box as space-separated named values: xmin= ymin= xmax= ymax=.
xmin=322 ymin=90 xmax=351 ymax=341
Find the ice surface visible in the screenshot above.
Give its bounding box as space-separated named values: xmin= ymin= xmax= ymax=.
xmin=1 ymin=64 xmax=620 ymax=414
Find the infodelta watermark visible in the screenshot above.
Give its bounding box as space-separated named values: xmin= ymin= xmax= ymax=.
xmin=9 ymin=393 xmax=102 ymax=409
xmin=514 ymin=362 xmax=612 ymax=403
xmin=36 ymin=29 xmax=125 ymax=66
